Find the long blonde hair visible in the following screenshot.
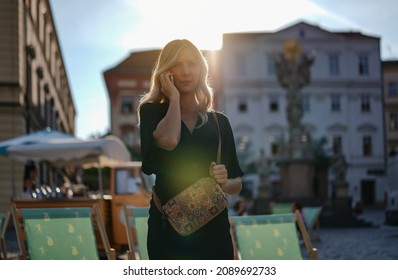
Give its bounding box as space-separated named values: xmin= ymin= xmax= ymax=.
xmin=137 ymin=39 xmax=214 ymax=127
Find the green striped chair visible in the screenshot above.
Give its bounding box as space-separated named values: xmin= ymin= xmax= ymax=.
xmin=122 ymin=205 xmax=149 ymax=260
xmin=302 ymin=206 xmax=323 ymax=241
xmin=11 ymin=204 xmax=115 ymax=260
xmin=231 ymin=211 xmax=317 ymax=260
xmin=269 ymin=202 xmax=293 ymax=214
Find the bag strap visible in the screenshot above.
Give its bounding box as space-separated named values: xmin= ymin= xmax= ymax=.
xmin=152 ymin=185 xmax=165 ymax=215
xmin=212 ymin=111 xmax=221 ymax=165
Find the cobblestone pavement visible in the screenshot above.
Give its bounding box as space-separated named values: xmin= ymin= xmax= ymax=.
xmin=3 ymin=207 xmax=397 ymax=260
xmin=311 ymin=207 xmax=398 ymax=260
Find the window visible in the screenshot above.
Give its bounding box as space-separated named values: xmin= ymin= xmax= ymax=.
xmin=24 ymin=0 xmax=29 ymax=8
xmin=361 ymin=95 xmax=371 ymax=112
xmin=238 ymin=97 xmax=247 ymax=113
xmin=358 ymin=55 xmax=369 ymax=76
xmin=269 ymin=95 xmax=279 ymax=112
xmin=121 ymin=96 xmax=133 ymax=113
xmin=362 ymin=136 xmax=372 ymax=156
xmin=389 ymin=112 xmax=398 ymax=130
xmin=332 ymin=135 xmax=342 ymax=154
xmin=301 ymin=95 xmax=310 ymax=112
xmin=266 ymin=54 xmax=276 ymax=75
xmin=331 ymin=94 xmax=341 ymax=112
xmin=388 ymin=82 xmax=397 ymax=96
xmin=271 ymin=142 xmax=279 ymax=156
xmin=35 ymin=3 xmax=40 ymax=40
xmin=329 ymin=54 xmax=340 ymax=76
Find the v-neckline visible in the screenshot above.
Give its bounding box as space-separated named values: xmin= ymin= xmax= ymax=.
xmin=182 ymin=116 xmax=199 ymax=135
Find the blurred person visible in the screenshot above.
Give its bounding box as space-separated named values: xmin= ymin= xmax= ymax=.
xmin=232 ymin=196 xmax=249 ymax=216
xmin=21 ymin=160 xmax=38 ymax=198
xmin=137 ymin=39 xmax=243 ymax=259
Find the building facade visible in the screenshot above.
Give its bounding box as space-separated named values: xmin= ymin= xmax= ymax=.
xmin=383 ymin=60 xmax=398 ymax=154
xmin=0 ymin=0 xmax=76 ymax=212
xmin=103 ymin=50 xmax=160 ymax=158
xmin=221 ymin=21 xmax=386 ymax=205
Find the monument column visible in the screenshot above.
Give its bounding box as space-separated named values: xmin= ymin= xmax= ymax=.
xmin=275 ymin=40 xmax=315 ymax=201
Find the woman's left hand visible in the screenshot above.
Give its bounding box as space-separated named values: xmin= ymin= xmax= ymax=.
xmin=209 ymin=162 xmax=228 ymax=188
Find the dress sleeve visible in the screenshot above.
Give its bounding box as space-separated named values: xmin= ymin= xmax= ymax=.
xmin=216 ymin=112 xmax=244 ymax=178
xmin=139 ymin=103 xmax=167 ymax=175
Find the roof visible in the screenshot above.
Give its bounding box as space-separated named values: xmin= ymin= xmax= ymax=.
xmin=383 ymin=60 xmax=398 ymax=67
xmin=223 ymin=21 xmax=379 ymax=42
xmin=103 ymin=49 xmax=160 ymax=75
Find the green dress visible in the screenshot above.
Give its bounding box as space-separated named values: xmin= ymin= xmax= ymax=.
xmin=140 ymin=103 xmax=243 ymax=259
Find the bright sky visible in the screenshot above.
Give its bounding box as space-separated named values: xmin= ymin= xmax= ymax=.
xmin=50 ymin=0 xmax=398 ymax=139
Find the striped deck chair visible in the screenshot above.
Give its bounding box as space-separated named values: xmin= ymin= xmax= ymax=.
xmin=302 ymin=206 xmax=323 ymax=241
xmin=11 ymin=204 xmax=115 ymax=260
xmin=269 ymin=202 xmax=293 ymax=214
xmin=231 ymin=211 xmax=317 ymax=260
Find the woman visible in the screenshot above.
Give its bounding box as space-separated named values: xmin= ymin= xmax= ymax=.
xmin=22 ymin=160 xmax=38 ymax=197
xmin=137 ymin=39 xmax=243 ymax=259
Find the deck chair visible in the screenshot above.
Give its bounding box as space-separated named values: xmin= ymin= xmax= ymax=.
xmin=269 ymin=202 xmax=293 ymax=214
xmin=11 ymin=204 xmax=115 ymax=260
xmin=302 ymin=206 xmax=323 ymax=241
xmin=231 ymin=211 xmax=318 ymax=260
xmin=228 ymin=217 xmax=240 ymax=260
xmin=122 ymin=205 xmax=149 ymax=260
xmin=1 ymin=211 xmax=11 ymax=260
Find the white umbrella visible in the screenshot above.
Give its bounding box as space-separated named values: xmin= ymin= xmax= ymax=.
xmin=0 ymin=128 xmax=77 ymax=156
xmin=7 ymin=135 xmax=131 ymax=194
xmin=0 ymin=128 xmax=79 ymax=196
xmin=8 ymin=135 xmax=130 ymax=168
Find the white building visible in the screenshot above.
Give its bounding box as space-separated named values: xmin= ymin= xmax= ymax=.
xmin=221 ymin=21 xmax=385 ymax=205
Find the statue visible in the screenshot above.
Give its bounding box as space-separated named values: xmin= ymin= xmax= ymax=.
xmin=275 ymin=40 xmax=315 ymax=158
xmin=332 ymin=151 xmax=348 ymax=185
xmin=256 ymin=149 xmax=270 ymax=187
xmin=330 ymin=150 xmax=351 ymax=215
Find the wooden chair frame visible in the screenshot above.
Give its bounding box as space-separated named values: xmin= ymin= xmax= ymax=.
xmin=0 ymin=211 xmax=11 ymax=260
xmin=294 ymin=210 xmax=318 ymax=260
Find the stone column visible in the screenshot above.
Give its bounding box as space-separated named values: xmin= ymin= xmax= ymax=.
xmin=275 ymin=40 xmax=316 ymax=201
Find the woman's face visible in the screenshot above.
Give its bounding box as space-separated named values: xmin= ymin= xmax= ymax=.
xmin=169 ymin=47 xmax=201 ymax=95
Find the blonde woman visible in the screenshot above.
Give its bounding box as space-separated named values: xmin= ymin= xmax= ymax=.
xmin=138 ymin=39 xmax=243 ymax=259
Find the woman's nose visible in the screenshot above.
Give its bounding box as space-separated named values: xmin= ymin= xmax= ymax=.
xmin=181 ymin=64 xmax=190 ymax=75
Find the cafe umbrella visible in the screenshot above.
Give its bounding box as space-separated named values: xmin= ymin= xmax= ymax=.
xmin=0 ymin=128 xmax=78 ymax=156
xmin=7 ymin=135 xmax=131 ymax=195
xmin=0 ymin=128 xmax=79 ymax=196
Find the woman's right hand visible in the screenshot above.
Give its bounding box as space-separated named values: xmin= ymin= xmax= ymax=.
xmin=160 ymin=72 xmax=179 ymax=100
